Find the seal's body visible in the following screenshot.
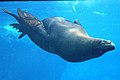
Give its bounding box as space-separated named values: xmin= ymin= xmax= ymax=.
xmin=3 ymin=9 xmax=115 ymax=62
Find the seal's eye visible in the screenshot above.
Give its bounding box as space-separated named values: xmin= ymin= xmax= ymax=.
xmin=98 ymin=40 xmax=102 ymax=44
xmin=101 ymin=40 xmax=106 ymax=44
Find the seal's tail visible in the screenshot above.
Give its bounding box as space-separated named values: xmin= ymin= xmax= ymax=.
xmin=3 ymin=9 xmax=26 ymax=39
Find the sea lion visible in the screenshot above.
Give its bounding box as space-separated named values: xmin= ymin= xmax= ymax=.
xmin=3 ymin=8 xmax=115 ymax=62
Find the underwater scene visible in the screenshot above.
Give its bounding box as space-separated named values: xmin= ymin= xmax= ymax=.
xmin=0 ymin=1 xmax=120 ymax=80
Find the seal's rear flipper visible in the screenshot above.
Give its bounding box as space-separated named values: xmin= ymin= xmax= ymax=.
xmin=3 ymin=9 xmax=21 ymax=23
xmin=4 ymin=8 xmax=48 ymax=40
xmin=18 ymin=33 xmax=26 ymax=39
xmin=10 ymin=23 xmax=22 ymax=32
xmin=17 ymin=8 xmax=42 ymax=27
xmin=10 ymin=23 xmax=26 ymax=39
xmin=17 ymin=8 xmax=48 ymax=39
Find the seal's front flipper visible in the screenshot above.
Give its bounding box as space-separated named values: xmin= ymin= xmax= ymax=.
xmin=10 ymin=23 xmax=26 ymax=39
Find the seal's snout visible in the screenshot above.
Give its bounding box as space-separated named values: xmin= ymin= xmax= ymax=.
xmin=109 ymin=41 xmax=115 ymax=50
xmin=101 ymin=40 xmax=115 ymax=51
xmin=107 ymin=40 xmax=115 ymax=50
xmin=96 ymin=39 xmax=115 ymax=55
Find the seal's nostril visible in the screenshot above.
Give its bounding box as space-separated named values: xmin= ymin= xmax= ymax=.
xmin=107 ymin=40 xmax=111 ymax=44
xmin=110 ymin=42 xmax=111 ymax=44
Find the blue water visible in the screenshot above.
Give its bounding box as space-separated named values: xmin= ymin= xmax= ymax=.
xmin=0 ymin=1 xmax=120 ymax=80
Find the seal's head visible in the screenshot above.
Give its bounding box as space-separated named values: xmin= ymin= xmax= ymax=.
xmin=95 ymin=39 xmax=115 ymax=56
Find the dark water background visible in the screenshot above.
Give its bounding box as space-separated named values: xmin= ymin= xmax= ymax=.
xmin=0 ymin=1 xmax=120 ymax=80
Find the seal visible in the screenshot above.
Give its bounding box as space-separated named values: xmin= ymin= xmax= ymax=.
xmin=3 ymin=8 xmax=115 ymax=62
